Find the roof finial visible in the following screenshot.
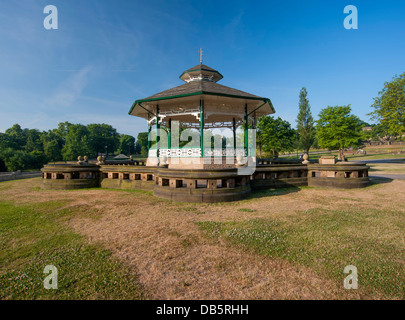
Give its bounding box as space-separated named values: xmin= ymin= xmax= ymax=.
xmin=199 ymin=48 xmax=203 ymax=64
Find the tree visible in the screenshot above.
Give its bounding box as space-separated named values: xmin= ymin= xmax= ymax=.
xmin=0 ymin=148 xmax=27 ymax=171
xmin=25 ymin=129 xmax=43 ymax=152
xmin=29 ymin=151 xmax=48 ymax=169
xmin=369 ymin=72 xmax=405 ymax=137
xmin=61 ymin=124 xmax=90 ymax=160
xmin=87 ymin=123 xmax=120 ymax=157
xmin=135 ymin=132 xmax=148 ymax=156
xmin=0 ymin=122 xmax=134 ymax=168
xmin=0 ymin=132 xmax=13 ymax=150
xmin=296 ymin=87 xmax=315 ymax=153
xmin=117 ymin=134 xmax=136 ymax=155
xmin=41 ymin=129 xmax=64 ymax=149
xmin=5 ymin=124 xmax=26 ymax=149
xmin=0 ymin=148 xmax=47 ymax=171
xmin=257 ymin=116 xmax=296 ymax=158
xmin=316 ymin=105 xmax=362 ymax=160
xmin=44 ymin=139 xmax=62 ymax=162
xmin=55 ymin=121 xmax=72 ymax=143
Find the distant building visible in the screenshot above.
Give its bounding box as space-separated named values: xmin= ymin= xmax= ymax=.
xmin=362 ymin=126 xmax=373 ymax=132
xmin=114 ymin=154 xmax=130 ymax=160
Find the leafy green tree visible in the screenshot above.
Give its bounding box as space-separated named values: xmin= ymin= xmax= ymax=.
xmin=41 ymin=129 xmax=64 ymax=149
xmin=368 ymin=123 xmax=396 ymax=144
xmin=312 ymin=135 xmax=320 ymax=149
xmin=117 ymin=134 xmax=136 ymax=155
xmin=296 ymin=87 xmax=315 ymax=153
xmin=55 ymin=121 xmax=72 ymax=142
xmin=5 ymin=124 xmax=26 ymax=149
xmin=29 ymin=151 xmax=48 ymax=169
xmin=0 ymin=132 xmax=14 ymax=150
xmin=0 ymin=148 xmax=26 ymax=171
xmin=135 ymin=132 xmax=148 ymax=156
xmin=316 ymin=105 xmax=362 ymax=160
xmin=203 ymin=131 xmax=228 ymax=149
xmin=61 ymin=124 xmax=90 ymax=160
xmin=357 ymin=120 xmax=373 ymax=141
xmin=25 ymin=129 xmax=43 ymax=152
xmin=0 ymin=148 xmax=46 ymax=171
xmin=257 ymin=116 xmax=296 ymax=158
xmin=44 ymin=139 xmax=62 ymax=162
xmin=369 ymin=72 xmax=405 ymax=137
xmin=87 ymin=123 xmax=120 ymax=157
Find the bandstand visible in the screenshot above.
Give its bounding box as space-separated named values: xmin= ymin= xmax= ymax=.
xmin=128 ymin=63 xmax=275 ymax=169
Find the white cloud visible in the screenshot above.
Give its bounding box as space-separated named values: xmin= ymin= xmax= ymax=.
xmin=43 ymin=66 xmax=92 ymax=108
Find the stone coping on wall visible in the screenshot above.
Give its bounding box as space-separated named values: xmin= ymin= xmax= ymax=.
xmin=99 ymin=165 xmax=156 ymax=173
xmin=254 ymin=164 xmax=308 ymax=171
xmin=41 ymin=163 xmax=101 ymax=173
xmin=257 ymin=159 xmax=302 ymax=165
xmin=308 ymin=162 xmax=370 ymax=172
xmin=154 ymin=167 xmax=248 ymax=179
xmin=0 ymin=171 xmax=42 ymax=182
xmin=251 ymin=164 xmax=308 ymax=190
xmin=104 ymin=160 xmax=147 ymax=166
xmin=308 ymin=162 xmax=370 ymax=188
xmin=40 ymin=159 xmax=372 ymax=199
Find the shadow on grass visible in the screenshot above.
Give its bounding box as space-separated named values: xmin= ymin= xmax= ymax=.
xmin=368 ymin=177 xmax=393 ymax=187
xmin=249 ymin=186 xmax=301 ymax=199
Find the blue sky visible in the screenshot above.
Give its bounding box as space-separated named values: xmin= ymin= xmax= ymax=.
xmin=0 ymin=0 xmax=404 ymax=138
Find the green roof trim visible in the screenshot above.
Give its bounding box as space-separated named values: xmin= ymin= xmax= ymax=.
xmin=128 ymin=91 xmax=275 ymax=115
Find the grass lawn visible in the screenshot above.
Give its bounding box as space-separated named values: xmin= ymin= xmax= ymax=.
xmin=0 ymin=175 xmax=404 ymax=299
xmin=281 ymin=144 xmax=405 ymax=162
xmin=197 ymin=206 xmax=404 ymax=299
xmin=348 ymin=154 xmax=405 ymax=161
xmin=0 ymin=198 xmax=145 ymax=299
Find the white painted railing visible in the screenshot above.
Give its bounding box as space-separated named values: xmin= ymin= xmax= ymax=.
xmin=149 ymin=148 xmax=247 ymax=158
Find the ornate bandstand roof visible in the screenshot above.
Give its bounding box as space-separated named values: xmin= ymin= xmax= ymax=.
xmin=129 ymin=62 xmax=275 ymax=128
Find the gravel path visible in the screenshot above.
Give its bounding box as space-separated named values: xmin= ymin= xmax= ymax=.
xmin=370 ymin=174 xmax=405 ymax=180
xmin=359 ymin=158 xmax=405 ymax=164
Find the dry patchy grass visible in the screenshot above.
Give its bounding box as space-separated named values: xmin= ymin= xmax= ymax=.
xmin=0 ymin=177 xmax=404 ymax=299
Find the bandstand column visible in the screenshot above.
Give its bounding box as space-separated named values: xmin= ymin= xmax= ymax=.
xmin=253 ymin=112 xmax=257 ymax=129
xmin=244 ymin=104 xmax=248 ymax=156
xmin=200 ymin=99 xmax=204 ymax=157
xmin=156 ymin=105 xmax=160 ymax=157
xmin=232 ymin=117 xmax=236 ymax=151
xmin=168 ymin=118 xmax=172 ymax=150
xmin=147 ymin=114 xmax=151 ymax=150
